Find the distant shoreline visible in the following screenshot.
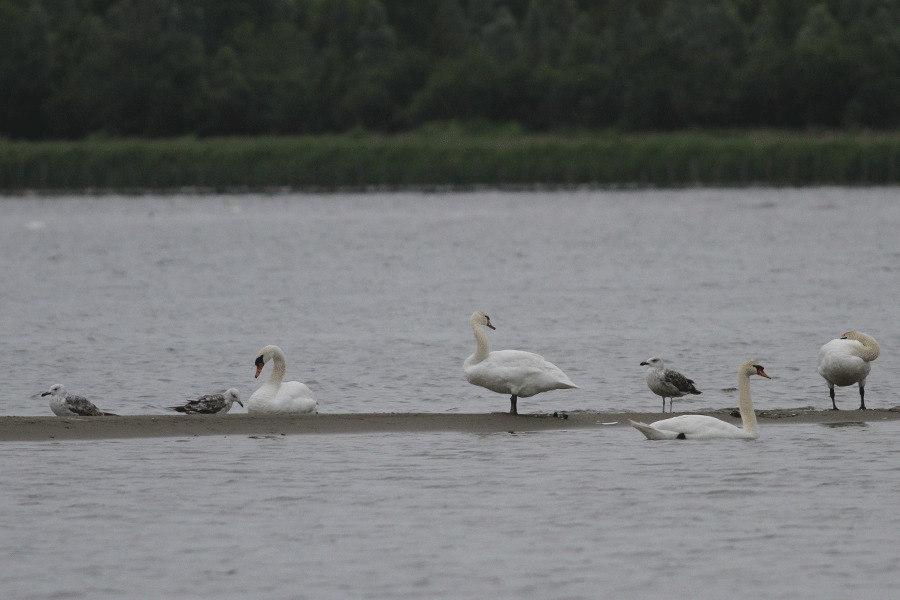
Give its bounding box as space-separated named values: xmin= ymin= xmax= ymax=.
xmin=3 ymin=132 xmax=900 ymax=192
xmin=2 ymin=409 xmax=898 ymax=442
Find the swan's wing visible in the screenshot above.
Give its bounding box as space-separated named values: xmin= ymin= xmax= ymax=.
xmin=818 ymin=340 xmax=870 ymax=385
xmin=479 ymin=350 xmax=578 ymax=396
xmin=276 ymin=381 xmax=318 ymax=413
xmin=629 ymin=420 xmax=680 ymax=440
xmin=646 ymin=415 xmax=743 ymax=439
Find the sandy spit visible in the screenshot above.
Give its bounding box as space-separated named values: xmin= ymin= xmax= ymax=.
xmin=2 ymin=409 xmax=899 ymax=442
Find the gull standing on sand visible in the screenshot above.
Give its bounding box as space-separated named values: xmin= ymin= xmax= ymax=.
xmin=168 ymin=389 xmax=243 ymax=414
xmin=818 ymin=331 xmax=880 ymax=410
xmin=464 ymin=311 xmax=578 ymax=415
xmin=42 ymin=384 xmax=117 ymax=416
xmin=641 ymin=357 xmax=702 ymax=413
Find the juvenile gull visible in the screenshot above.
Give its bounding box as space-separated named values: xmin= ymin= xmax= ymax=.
xmin=168 ymin=389 xmax=243 ymax=414
xmin=42 ymin=384 xmax=117 ymax=416
xmin=464 ymin=311 xmax=578 ymax=415
xmin=818 ymin=331 xmax=880 ymax=410
xmin=641 ymin=357 xmax=701 ymax=413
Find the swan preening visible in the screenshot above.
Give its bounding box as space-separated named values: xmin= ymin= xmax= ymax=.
xmin=630 ymin=360 xmax=770 ymax=440
xmin=248 ymin=345 xmax=318 ymax=414
xmin=818 ymin=331 xmax=880 ymax=410
xmin=464 ymin=311 xmax=578 ymax=415
xmin=169 ymin=389 xmax=242 ymax=414
xmin=42 ymin=384 xmax=117 ymax=416
xmin=641 ymin=357 xmax=701 ymax=413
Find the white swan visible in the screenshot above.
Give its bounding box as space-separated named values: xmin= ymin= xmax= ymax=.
xmin=641 ymin=357 xmax=702 ymax=413
xmin=463 ymin=311 xmax=578 ymax=415
xmin=169 ymin=389 xmax=242 ymax=414
xmin=247 ymin=345 xmax=318 ymax=414
xmin=630 ymin=360 xmax=770 ymax=440
xmin=818 ymin=331 xmax=880 ymax=410
xmin=41 ymin=384 xmax=117 ymax=416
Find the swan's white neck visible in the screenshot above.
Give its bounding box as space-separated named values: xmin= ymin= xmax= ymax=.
xmin=471 ymin=319 xmax=491 ymax=364
xmin=264 ymin=349 xmax=287 ymax=386
xmin=853 ymin=335 xmax=880 ymax=362
xmin=738 ymin=369 xmax=759 ymax=438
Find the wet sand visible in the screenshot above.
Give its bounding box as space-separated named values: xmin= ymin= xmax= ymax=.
xmin=2 ymin=409 xmax=899 ymax=441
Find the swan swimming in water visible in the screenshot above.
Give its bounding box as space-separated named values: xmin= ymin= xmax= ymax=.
xmin=630 ymin=360 xmax=770 ymax=440
xmin=463 ymin=311 xmax=578 ymax=415
xmin=168 ymin=389 xmax=243 ymax=414
xmin=247 ymin=345 xmax=318 ymax=414
xmin=42 ymin=384 xmax=117 ymax=416
xmin=641 ymin=357 xmax=702 ymax=413
xmin=817 ymin=331 xmax=880 ymax=410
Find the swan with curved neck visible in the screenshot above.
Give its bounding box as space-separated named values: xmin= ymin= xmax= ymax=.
xmin=818 ymin=331 xmax=880 ymax=410
xmin=630 ymin=360 xmax=770 ymax=440
xmin=463 ymin=311 xmax=578 ymax=415
xmin=247 ymin=345 xmax=318 ymax=414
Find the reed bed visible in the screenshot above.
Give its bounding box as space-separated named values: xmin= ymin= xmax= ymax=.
xmin=2 ymin=132 xmax=900 ymax=192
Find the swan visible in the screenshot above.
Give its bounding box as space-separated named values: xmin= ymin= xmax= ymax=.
xmin=41 ymin=384 xmax=117 ymax=416
xmin=817 ymin=331 xmax=880 ymax=410
xmin=630 ymin=360 xmax=770 ymax=440
xmin=641 ymin=357 xmax=702 ymax=412
xmin=247 ymin=345 xmax=318 ymax=414
xmin=169 ymin=389 xmax=242 ymax=414
xmin=463 ymin=311 xmax=578 ymax=415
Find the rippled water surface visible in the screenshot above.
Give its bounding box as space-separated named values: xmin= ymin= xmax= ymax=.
xmin=2 ymin=188 xmax=900 ymax=598
xmin=3 ymin=424 xmax=900 ymax=599
xmin=3 ymin=188 xmax=900 ymax=415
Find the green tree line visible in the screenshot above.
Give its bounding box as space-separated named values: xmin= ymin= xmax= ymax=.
xmin=3 ymin=0 xmax=900 ymax=140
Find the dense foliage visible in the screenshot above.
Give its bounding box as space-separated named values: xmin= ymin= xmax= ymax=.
xmin=4 ymin=0 xmax=900 ymax=139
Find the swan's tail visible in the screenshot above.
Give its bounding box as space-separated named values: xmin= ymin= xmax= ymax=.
xmin=629 ymin=419 xmax=679 ymax=440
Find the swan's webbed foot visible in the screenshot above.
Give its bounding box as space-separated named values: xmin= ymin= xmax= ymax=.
xmin=509 ymin=395 xmax=518 ymax=415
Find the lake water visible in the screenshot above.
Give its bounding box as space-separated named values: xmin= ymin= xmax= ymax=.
xmin=2 ymin=188 xmax=900 ymax=598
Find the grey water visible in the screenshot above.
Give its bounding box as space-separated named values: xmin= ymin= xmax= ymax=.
xmin=2 ymin=188 xmax=900 ymax=598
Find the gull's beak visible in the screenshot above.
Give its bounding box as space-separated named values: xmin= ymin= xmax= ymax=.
xmin=41 ymin=392 xmax=50 ymax=397
xmin=235 ymin=400 xmax=244 ymax=407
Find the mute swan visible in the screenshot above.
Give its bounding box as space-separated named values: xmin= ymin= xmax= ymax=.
xmin=463 ymin=311 xmax=578 ymax=415
xmin=641 ymin=357 xmax=702 ymax=413
xmin=248 ymin=345 xmax=318 ymax=414
xmin=41 ymin=384 xmax=117 ymax=416
xmin=630 ymin=360 xmax=770 ymax=440
xmin=169 ymin=389 xmax=242 ymax=414
xmin=817 ymin=331 xmax=880 ymax=410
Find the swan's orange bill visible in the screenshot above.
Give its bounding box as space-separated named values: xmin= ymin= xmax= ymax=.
xmin=255 ymin=364 xmax=264 ymax=378
xmin=758 ymin=369 xmax=771 ymax=379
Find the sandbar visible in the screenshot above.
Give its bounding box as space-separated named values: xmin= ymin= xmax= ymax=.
xmin=1 ymin=409 xmax=899 ymax=441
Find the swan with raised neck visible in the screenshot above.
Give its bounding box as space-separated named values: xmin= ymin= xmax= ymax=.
xmin=818 ymin=331 xmax=880 ymax=410
xmin=630 ymin=360 xmax=770 ymax=440
xmin=248 ymin=345 xmax=318 ymax=414
xmin=464 ymin=311 xmax=578 ymax=415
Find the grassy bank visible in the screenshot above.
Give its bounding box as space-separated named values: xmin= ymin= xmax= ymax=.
xmin=3 ymin=130 xmax=900 ymax=192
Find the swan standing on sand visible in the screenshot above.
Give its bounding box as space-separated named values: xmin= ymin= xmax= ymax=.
xmin=641 ymin=357 xmax=702 ymax=413
xmin=630 ymin=360 xmax=770 ymax=440
xmin=248 ymin=345 xmax=318 ymax=414
xmin=463 ymin=311 xmax=578 ymax=415
xmin=168 ymin=389 xmax=243 ymax=414
xmin=42 ymin=384 xmax=117 ymax=416
xmin=818 ymin=331 xmax=880 ymax=410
